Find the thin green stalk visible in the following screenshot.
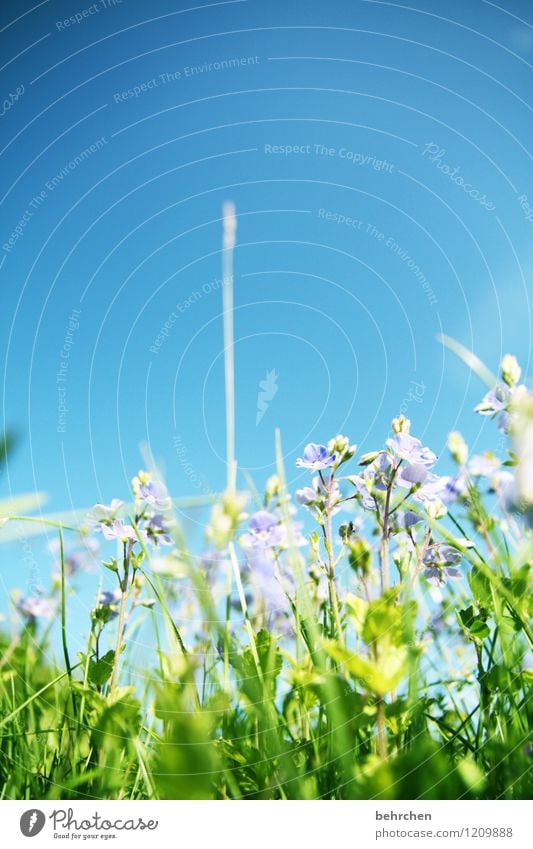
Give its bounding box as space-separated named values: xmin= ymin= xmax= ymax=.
xmin=58 ymin=529 xmax=72 ymax=681
xmin=109 ymin=541 xmax=132 ymax=694
xmin=0 ymin=668 xmax=78 ymax=730
xmin=222 ymin=201 xmax=237 ymax=493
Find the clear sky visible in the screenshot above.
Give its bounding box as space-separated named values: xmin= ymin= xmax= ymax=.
xmin=1 ymin=0 xmax=532 ymax=626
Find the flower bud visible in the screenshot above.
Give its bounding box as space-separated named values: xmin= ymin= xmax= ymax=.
xmin=205 ymin=490 xmax=247 ymax=549
xmin=426 ymin=498 xmax=447 ymax=520
xmin=265 ymin=474 xmax=280 ymax=501
xmin=339 ymin=521 xmax=355 ymax=542
xmin=392 ymin=414 xmax=411 ymax=434
xmin=328 ymin=434 xmax=356 ymax=463
xmin=501 ymin=354 xmax=521 ymax=388
xmin=358 ymin=451 xmax=380 ymax=466
xmin=447 ymin=431 xmax=468 ymax=466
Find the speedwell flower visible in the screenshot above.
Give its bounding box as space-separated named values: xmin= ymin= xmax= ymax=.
xmin=240 ymin=510 xmax=286 ymax=550
xmin=15 ymin=594 xmax=54 ymax=622
xmin=423 ymin=543 xmax=463 ymax=587
xmin=387 ymin=432 xmax=437 ymax=468
xmin=86 ymin=499 xmax=124 ymax=530
xmin=296 ymin=443 xmax=338 ymax=471
xmin=101 ymin=519 xmax=144 ymax=544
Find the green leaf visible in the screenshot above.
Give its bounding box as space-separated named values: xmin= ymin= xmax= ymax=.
xmin=323 ymin=641 xmax=408 ymax=695
xmin=88 ymin=650 xmax=116 ymax=687
xmin=468 ymin=567 xmax=493 ymax=608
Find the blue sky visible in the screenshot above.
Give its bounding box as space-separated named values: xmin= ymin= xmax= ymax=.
xmin=1 ymin=0 xmax=532 ymax=627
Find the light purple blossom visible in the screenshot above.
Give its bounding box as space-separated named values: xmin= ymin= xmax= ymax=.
xmin=137 ymin=480 xmax=171 ymax=510
xmin=349 ymin=472 xmax=379 ymax=510
xmin=468 ymin=454 xmax=501 ymax=477
xmin=424 ymin=544 xmax=463 ymax=567
xmin=476 ymin=384 xmax=510 ymax=416
xmin=424 ymin=565 xmax=462 ymax=588
xmin=145 ymin=514 xmax=173 ymax=547
xmin=423 ymin=543 xmax=463 ymax=587
xmin=15 ymin=595 xmax=54 ymax=621
xmin=296 ymin=485 xmax=319 ymax=506
xmin=241 ymin=510 xmax=286 ymax=550
xmin=247 ymin=552 xmax=294 ymax=635
xmin=94 ymin=588 xmax=122 ymax=619
xmin=87 ymin=499 xmax=124 ymax=531
xmin=48 ymin=536 xmax=99 ymax=575
xmin=475 ymin=382 xmax=525 ymax=434
xmin=101 ymin=519 xmax=143 ymax=544
xmin=387 ymin=433 xmax=437 ymax=468
xmin=396 ymin=463 xmax=431 ymax=487
xmin=296 ymin=474 xmax=341 ymax=512
xmin=98 ymin=589 xmax=122 ymax=607
xmin=296 ymin=443 xmax=338 ymax=471
xmin=391 ymin=510 xmax=422 ymax=531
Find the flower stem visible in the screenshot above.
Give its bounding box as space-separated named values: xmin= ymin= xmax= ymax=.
xmin=376 ymin=697 xmax=388 ymax=760
xmin=322 ymin=477 xmax=344 ymax=645
xmin=109 ymin=541 xmax=131 ymax=694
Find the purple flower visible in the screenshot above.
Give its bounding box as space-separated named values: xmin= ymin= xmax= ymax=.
xmin=296 ymin=475 xmax=341 ymax=512
xmin=296 ymin=443 xmax=338 ymax=471
xmin=392 ymin=510 xmax=422 ymax=531
xmin=349 ymin=473 xmax=379 ymax=510
xmin=250 ymin=553 xmax=291 ymax=609
xmin=476 ymin=384 xmax=510 ymax=416
xmin=296 ymin=485 xmax=319 ymax=506
xmin=396 ymin=463 xmax=430 ymax=487
xmin=98 ymin=589 xmax=122 ymax=607
xmin=48 ymin=537 xmax=99 ymax=575
xmin=145 ymin=514 xmax=173 ymax=547
xmin=93 ymin=588 xmax=122 ymax=619
xmin=87 ymin=499 xmax=124 ymax=531
xmin=424 ymin=544 xmax=463 ymax=567
xmin=101 ymin=519 xmax=143 ymax=544
xmin=468 ymin=453 xmax=500 ymax=477
xmin=424 ymin=565 xmax=462 ymax=588
xmin=137 ymin=480 xmax=171 ymax=510
xmin=15 ymin=595 xmax=54 ymax=621
xmin=241 ymin=510 xmax=286 ymax=550
xmin=423 ymin=543 xmax=463 ymax=587
xmin=387 ymin=433 xmax=437 ymax=469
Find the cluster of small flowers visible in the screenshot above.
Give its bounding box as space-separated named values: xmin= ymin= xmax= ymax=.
xmin=87 ymin=471 xmax=173 ymax=548
xmin=11 ymin=353 xmax=531 ymax=631
xmin=294 ymin=428 xmax=466 ymax=588
xmin=475 ymin=354 xmax=525 ymax=433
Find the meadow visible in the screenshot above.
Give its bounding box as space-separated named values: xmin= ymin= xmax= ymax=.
xmin=0 ymin=213 xmax=531 ymax=802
